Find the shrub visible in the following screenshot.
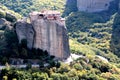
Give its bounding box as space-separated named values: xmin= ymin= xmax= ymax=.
xmin=101 ymin=72 xmax=112 ymax=79
xmin=20 ymin=39 xmax=27 ymax=48
xmin=12 ymin=78 xmax=17 ymax=80
xmin=4 ymin=30 xmax=18 ymax=47
xmin=1 ymin=57 xmax=8 ymax=65
xmin=73 ymin=63 xmax=83 ymax=70
xmin=32 ymin=72 xmax=49 ymax=80
xmin=67 ymin=69 xmax=77 ymax=77
xmin=62 ymin=0 xmax=78 ymax=17
xmin=60 ymin=74 xmax=69 ymax=80
xmin=6 ymin=12 xmax=17 ymax=22
xmin=51 ymin=73 xmax=61 ymax=80
xmin=3 ymin=76 xmax=8 ymax=80
xmin=26 ymin=63 xmax=32 ymax=70
xmin=58 ymin=64 xmax=71 ymax=73
xmin=0 ymin=10 xmax=6 ymax=18
xmin=51 ymin=73 xmax=68 ymax=80
xmin=87 ymin=74 xmax=99 ymax=80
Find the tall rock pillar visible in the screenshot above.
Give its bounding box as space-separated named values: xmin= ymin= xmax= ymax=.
xmin=16 ymin=11 xmax=70 ymax=59
xmin=32 ymin=19 xmax=70 ymax=59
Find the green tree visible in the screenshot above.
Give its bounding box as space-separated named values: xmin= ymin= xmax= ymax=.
xmin=62 ymin=0 xmax=78 ymax=17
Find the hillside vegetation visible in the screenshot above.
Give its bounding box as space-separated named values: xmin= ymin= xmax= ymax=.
xmin=63 ymin=0 xmax=120 ymax=64
xmin=110 ymin=13 xmax=120 ymax=57
xmin=66 ymin=11 xmax=120 ymax=63
xmin=0 ymin=0 xmax=65 ymax=16
xmin=1 ymin=56 xmax=120 ymax=80
xmin=0 ymin=5 xmax=21 ymax=22
xmin=0 ymin=5 xmax=22 ymax=64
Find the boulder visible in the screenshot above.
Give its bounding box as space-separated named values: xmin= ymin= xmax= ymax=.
xmin=15 ymin=21 xmax=34 ymax=49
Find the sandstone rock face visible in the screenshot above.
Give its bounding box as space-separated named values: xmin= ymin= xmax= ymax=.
xmin=15 ymin=21 xmax=34 ymax=49
xmin=15 ymin=11 xmax=70 ymax=59
xmin=32 ymin=19 xmax=70 ymax=59
xmin=77 ymin=0 xmax=113 ymax=12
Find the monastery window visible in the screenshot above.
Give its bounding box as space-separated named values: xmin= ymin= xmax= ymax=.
xmin=39 ymin=14 xmax=44 ymax=17
xmin=54 ymin=16 xmax=57 ymax=20
xmin=38 ymin=14 xmax=44 ymax=19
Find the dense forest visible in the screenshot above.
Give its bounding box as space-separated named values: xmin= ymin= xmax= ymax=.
xmin=65 ymin=0 xmax=120 ymax=63
xmin=0 ymin=0 xmax=120 ymax=79
xmin=0 ymin=0 xmax=65 ymax=16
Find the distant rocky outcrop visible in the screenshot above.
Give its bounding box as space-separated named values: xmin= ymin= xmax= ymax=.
xmin=77 ymin=0 xmax=119 ymax=13
xmin=77 ymin=0 xmax=114 ymax=12
xmin=15 ymin=10 xmax=70 ymax=59
xmin=64 ymin=0 xmax=119 ymax=17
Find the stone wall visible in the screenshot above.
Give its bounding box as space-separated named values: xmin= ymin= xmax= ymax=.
xmin=77 ymin=0 xmax=113 ymax=12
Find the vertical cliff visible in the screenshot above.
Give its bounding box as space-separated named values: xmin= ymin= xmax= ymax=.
xmin=32 ymin=19 xmax=70 ymax=59
xmin=15 ymin=11 xmax=70 ymax=59
xmin=77 ymin=0 xmax=114 ymax=12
